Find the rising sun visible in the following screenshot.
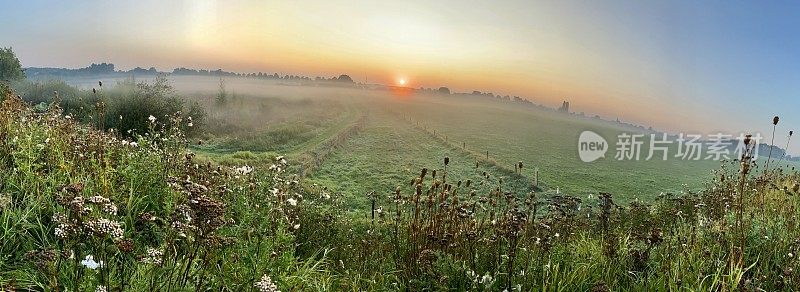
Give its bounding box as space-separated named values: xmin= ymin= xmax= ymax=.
xmin=398 ymin=78 xmax=407 ymax=86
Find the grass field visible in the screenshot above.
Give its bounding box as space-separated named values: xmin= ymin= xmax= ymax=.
xmin=383 ymin=95 xmax=739 ymax=202
xmin=53 ymin=76 xmax=790 ymax=206
xmin=307 ymin=112 xmax=532 ymax=212
xmin=7 ymin=78 xmax=800 ymax=291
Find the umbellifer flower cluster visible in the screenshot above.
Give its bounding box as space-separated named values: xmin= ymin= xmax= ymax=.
xmin=85 ymin=218 xmax=124 ymax=239
xmin=254 ymin=274 xmax=280 ymax=292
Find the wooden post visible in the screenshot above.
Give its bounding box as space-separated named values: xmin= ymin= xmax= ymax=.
xmin=534 ymin=168 xmax=539 ymax=187
xmin=486 ymin=151 xmax=489 ymax=159
xmin=463 ymin=142 xmax=466 ymax=149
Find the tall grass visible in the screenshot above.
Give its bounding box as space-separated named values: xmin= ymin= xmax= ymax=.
xmin=3 ymin=83 xmax=800 ymax=290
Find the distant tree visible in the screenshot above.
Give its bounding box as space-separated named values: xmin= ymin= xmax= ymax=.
xmin=337 ymin=74 xmax=354 ymax=83
xmin=216 ymin=78 xmax=228 ymax=105
xmin=437 ymin=87 xmax=450 ymax=95
xmin=0 ymin=47 xmax=25 ymax=81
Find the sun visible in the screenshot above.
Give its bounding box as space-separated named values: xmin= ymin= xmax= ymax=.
xmin=398 ymin=78 xmax=407 ymax=86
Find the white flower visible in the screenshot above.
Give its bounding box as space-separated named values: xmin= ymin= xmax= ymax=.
xmin=148 ymin=115 xmax=156 ymax=123
xmin=480 ymin=273 xmax=493 ymax=284
xmin=142 ymin=247 xmax=163 ymax=265
xmin=81 ymin=255 xmax=103 ymax=270
xmin=130 ymin=142 xmax=138 ymax=147
xmin=789 ymin=253 xmax=795 ymax=258
xmin=287 ymin=198 xmax=297 ymax=206
xmin=293 ymin=224 xmax=300 ymax=230
xmin=254 ymin=274 xmax=280 ymax=292
xmin=95 ymin=285 xmax=107 ymax=292
xmin=235 ymin=165 xmax=254 ymax=175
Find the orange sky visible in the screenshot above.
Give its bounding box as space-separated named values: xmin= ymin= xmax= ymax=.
xmin=6 ymin=0 xmax=800 ymax=149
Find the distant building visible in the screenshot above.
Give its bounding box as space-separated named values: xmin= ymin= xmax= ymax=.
xmin=558 ymin=101 xmax=570 ymax=113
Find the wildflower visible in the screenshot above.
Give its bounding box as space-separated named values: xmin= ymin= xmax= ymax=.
xmin=116 ymin=238 xmax=134 ymax=253
xmin=141 ymin=247 xmax=163 ymax=265
xmin=480 ymin=273 xmax=493 ymax=284
xmin=130 ymin=142 xmax=138 ymax=147
xmin=87 ymin=195 xmax=118 ymax=215
xmin=85 ymin=218 xmax=124 ymax=239
xmin=148 ymin=115 xmax=156 ymax=123
xmin=54 ymin=226 xmax=67 ymax=238
xmin=0 ymin=193 xmax=11 ymax=210
xmin=254 ymin=274 xmax=280 ymax=292
xmin=235 ymin=165 xmax=254 ymax=175
xmin=287 ymin=198 xmax=297 ymax=206
xmin=95 ymin=285 xmax=107 ymax=292
xmin=789 ymin=252 xmax=794 ymax=258
xmin=293 ymin=224 xmax=300 ymax=230
xmin=80 ymin=255 xmax=103 ymax=269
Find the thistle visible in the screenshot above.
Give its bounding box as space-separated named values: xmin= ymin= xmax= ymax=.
xmin=766 ymin=116 xmax=779 ymax=171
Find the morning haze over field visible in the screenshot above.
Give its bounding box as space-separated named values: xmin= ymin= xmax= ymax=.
xmin=4 ymin=0 xmax=800 ymax=145
xmin=3 ymin=1 xmax=800 ymax=291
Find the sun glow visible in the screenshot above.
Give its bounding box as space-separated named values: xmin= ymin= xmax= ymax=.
xmin=398 ymin=78 xmax=407 ymax=86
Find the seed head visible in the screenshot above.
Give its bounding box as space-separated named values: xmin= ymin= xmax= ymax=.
xmin=444 ymin=157 xmax=450 ymax=166
xmin=773 ymin=116 xmax=780 ymax=125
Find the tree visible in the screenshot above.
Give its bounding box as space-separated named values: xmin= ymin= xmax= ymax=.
xmin=0 ymin=47 xmax=25 ymax=81
xmin=337 ymin=74 xmax=354 ymax=83
xmin=216 ymin=78 xmax=228 ymax=104
xmin=437 ymin=87 xmax=451 ymax=95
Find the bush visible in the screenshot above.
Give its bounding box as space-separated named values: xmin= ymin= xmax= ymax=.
xmin=12 ymin=76 xmax=206 ymax=137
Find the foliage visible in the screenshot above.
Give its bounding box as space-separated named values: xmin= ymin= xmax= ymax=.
xmin=11 ymin=76 xmax=205 ymax=137
xmin=0 ymin=47 xmax=25 ymax=81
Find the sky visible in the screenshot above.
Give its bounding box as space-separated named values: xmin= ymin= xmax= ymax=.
xmin=2 ymin=0 xmax=800 ymax=152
